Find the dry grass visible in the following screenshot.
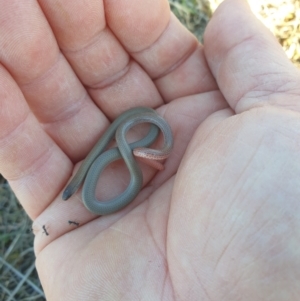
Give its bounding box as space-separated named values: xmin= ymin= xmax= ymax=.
xmin=0 ymin=0 xmax=299 ymax=300
xmin=169 ymin=0 xmax=212 ymax=41
xmin=0 ymin=180 xmax=45 ymax=300
xmin=209 ymin=0 xmax=300 ymax=67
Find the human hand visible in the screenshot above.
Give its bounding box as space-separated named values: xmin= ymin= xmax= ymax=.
xmin=1 ymin=0 xmax=300 ymax=300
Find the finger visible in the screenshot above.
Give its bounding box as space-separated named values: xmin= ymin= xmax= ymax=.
xmin=38 ymin=0 xmax=163 ymax=119
xmin=35 ymin=0 xmax=217 ymax=168
xmin=0 ymin=0 xmax=108 ymax=162
xmin=0 ymin=65 xmax=70 ymax=219
xmin=40 ymin=0 xmax=218 ymax=110
xmin=204 ymin=0 xmax=300 ymax=112
xmin=105 ymin=0 xmax=218 ymax=101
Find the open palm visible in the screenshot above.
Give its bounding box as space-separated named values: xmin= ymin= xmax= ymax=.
xmin=1 ymin=0 xmax=300 ymax=300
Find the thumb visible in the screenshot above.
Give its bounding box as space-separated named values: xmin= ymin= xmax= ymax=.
xmin=204 ymin=0 xmax=300 ymax=113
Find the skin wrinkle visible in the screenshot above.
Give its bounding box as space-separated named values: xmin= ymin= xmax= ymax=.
xmin=196 ymin=165 xmax=228 ymax=255
xmin=37 ymin=0 xmax=106 ymax=51
xmin=19 ymin=53 xmax=94 ymax=135
xmin=220 ymin=34 xmax=260 ymax=65
xmin=87 ymin=63 xmax=130 ymax=90
xmin=206 ymin=170 xmax=236 ymax=233
xmin=8 ymin=142 xmax=55 ymax=182
xmin=226 ymin=270 xmax=245 ymax=299
xmin=245 ymin=255 xmax=270 ymax=277
xmin=209 ymin=92 xmax=225 ymax=113
xmin=266 ymin=244 xmax=298 ymax=271
xmin=145 ymin=202 xmax=166 ymax=259
xmin=212 ymin=225 xmax=244 ymax=274
xmin=160 ymin=273 xmax=170 ymax=301
xmin=272 ymin=83 xmax=300 ymax=98
xmin=244 ymin=74 xmax=292 ymax=94
xmin=172 ymin=110 xmax=199 ymax=123
xmin=109 ymin=226 xmax=137 ymax=241
xmin=103 ymin=0 xmax=170 ymax=53
xmin=167 ymin=246 xmax=189 ymax=299
xmin=190 ymin=263 xmax=214 ymax=301
xmin=187 ymin=109 xmax=228 ymax=149
xmin=129 ymin=14 xmax=172 ymax=55
xmin=0 ymin=109 xmax=27 ymax=141
xmin=220 ymin=179 xmax=253 ymax=235
xmin=199 ymin=70 xmax=214 ymax=89
xmin=60 ymin=26 xmax=131 ymax=88
xmin=152 ymin=42 xmax=198 ymax=81
xmin=217 ymin=195 xmax=283 ymax=273
xmin=89 ymin=63 xmax=164 ymax=118
xmin=223 ymin=143 xmax=263 ymax=202
xmin=245 ymin=91 xmax=286 ymax=102
xmin=212 ymin=33 xmax=259 ymax=84
xmin=241 ymin=216 xmax=273 ymax=256
xmin=0 ymin=104 xmax=30 ymax=142
xmin=259 ymin=117 xmax=299 ymax=146
xmin=0 ymin=3 xmax=60 ymax=85
xmin=58 ymin=25 xmax=106 ymax=54
xmin=2 ymin=46 xmax=59 ymax=85
xmin=130 ymin=12 xmax=199 ymax=81
xmin=245 ymin=77 xmax=300 ymax=100
xmin=204 ymin=33 xmax=256 ymax=77
xmin=156 ymin=46 xmax=217 ymax=102
xmin=19 ymin=52 xmax=62 ymax=88
xmin=190 ymin=119 xmax=259 ymax=253
xmin=225 ymin=133 xmax=264 ymax=180
xmin=40 ymin=92 xmax=91 ymax=125
xmin=44 ymin=112 xmax=107 ymax=164
xmin=216 ymin=34 xmax=300 ymax=112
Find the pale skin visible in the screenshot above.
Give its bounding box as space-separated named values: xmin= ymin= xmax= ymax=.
xmin=0 ymin=0 xmax=300 ymax=300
